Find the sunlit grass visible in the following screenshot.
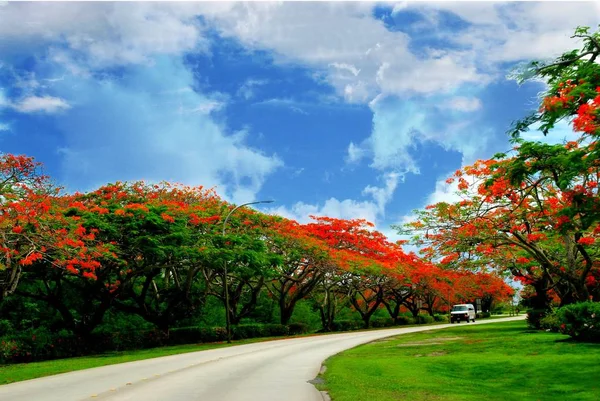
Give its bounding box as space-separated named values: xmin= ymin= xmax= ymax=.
xmin=320 ymin=321 xmax=600 ymax=401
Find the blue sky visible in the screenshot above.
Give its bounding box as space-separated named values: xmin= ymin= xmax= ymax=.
xmin=0 ymin=1 xmax=598 ymax=240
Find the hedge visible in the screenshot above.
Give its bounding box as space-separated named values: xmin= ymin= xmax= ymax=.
xmin=0 ymin=322 xmax=311 ymax=364
xmin=540 ymin=301 xmax=600 ymax=342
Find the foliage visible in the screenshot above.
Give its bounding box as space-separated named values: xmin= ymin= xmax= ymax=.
xmin=0 ymin=149 xmax=511 ymax=360
xmin=433 ymin=314 xmax=449 ymax=322
xmin=544 ymin=301 xmax=600 ymax=342
xmin=401 ymin=27 xmax=600 ymax=317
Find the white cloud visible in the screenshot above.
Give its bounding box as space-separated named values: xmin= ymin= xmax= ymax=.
xmin=12 ymin=95 xmax=70 ymax=113
xmin=438 ymin=96 xmax=482 ymax=112
xmin=200 ymin=2 xmax=488 ymax=100
xmin=268 ymin=172 xmax=400 ymax=224
xmin=236 ymin=78 xmax=269 ymax=100
xmin=362 ymin=171 xmax=401 ymax=218
xmin=349 ymin=96 xmax=425 ymax=173
xmin=520 ymin=119 xmax=579 ymax=144
xmin=1 ymin=2 xmax=597 ymax=101
xmin=45 ymin=58 xmax=282 ymax=204
xmin=270 ymin=198 xmax=380 ymax=225
xmin=254 ymin=98 xmax=309 ymax=115
xmin=189 ymin=100 xmax=226 ymax=115
xmin=0 ymin=2 xmax=209 ymax=67
xmin=329 ymin=62 xmax=360 ymax=77
xmin=346 ymin=142 xmax=367 ymax=164
xmin=0 ymin=122 xmax=9 ymax=131
xmin=425 ymin=173 xmax=463 ymax=206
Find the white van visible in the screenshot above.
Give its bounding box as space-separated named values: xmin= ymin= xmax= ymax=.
xmin=450 ymin=304 xmax=476 ymax=323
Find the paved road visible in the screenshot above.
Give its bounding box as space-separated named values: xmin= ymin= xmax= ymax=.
xmin=0 ymin=316 xmax=525 ymax=401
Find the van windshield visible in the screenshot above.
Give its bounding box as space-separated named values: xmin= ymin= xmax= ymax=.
xmin=452 ymin=305 xmax=468 ymax=312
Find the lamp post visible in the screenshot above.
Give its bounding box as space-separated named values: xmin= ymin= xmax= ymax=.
xmin=222 ymin=200 xmax=274 ymax=343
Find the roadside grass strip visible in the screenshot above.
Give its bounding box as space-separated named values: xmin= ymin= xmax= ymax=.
xmin=318 ymin=321 xmax=600 ymax=401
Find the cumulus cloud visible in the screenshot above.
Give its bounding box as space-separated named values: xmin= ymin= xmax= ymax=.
xmin=438 ymin=96 xmax=482 ymax=112
xmin=199 ymin=2 xmax=487 ymax=100
xmin=42 ymin=57 xmax=282 ymax=203
xmin=268 ymin=172 xmax=401 ymax=224
xmin=362 ymin=172 xmax=401 ymax=218
xmin=0 ymin=0 xmax=596 ymax=231
xmin=12 ymin=95 xmax=70 ymax=113
xmin=0 ymin=2 xmax=209 ymax=67
xmin=346 ymin=141 xmax=367 ymax=164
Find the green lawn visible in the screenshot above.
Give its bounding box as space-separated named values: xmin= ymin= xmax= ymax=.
xmin=319 ymin=321 xmax=600 ymax=401
xmin=0 ymin=337 xmax=281 ymax=385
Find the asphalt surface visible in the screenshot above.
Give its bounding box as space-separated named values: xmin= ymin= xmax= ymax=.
xmin=0 ymin=316 xmax=526 ymax=401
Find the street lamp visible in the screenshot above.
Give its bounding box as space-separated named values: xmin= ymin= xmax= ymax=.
xmin=222 ymin=200 xmax=274 ymax=343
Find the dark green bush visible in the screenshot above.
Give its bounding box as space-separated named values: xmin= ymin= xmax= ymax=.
xmin=232 ymin=324 xmax=265 ymax=340
xmin=415 ymin=315 xmax=434 ymax=324
xmin=544 ymin=302 xmax=600 ymax=342
xmin=395 ymin=315 xmax=414 ymax=325
xmin=0 ymin=320 xmax=13 ymax=336
xmin=169 ymin=327 xmax=227 ymax=344
xmin=0 ymin=328 xmax=84 ymax=364
xmin=540 ymin=312 xmax=561 ymax=333
xmin=478 ymin=312 xmax=491 ymax=319
xmin=288 ymin=322 xmax=310 ymax=335
xmin=331 ymin=320 xmax=363 ymax=332
xmin=433 ymin=314 xmax=448 ymax=322
xmin=527 ymin=309 xmax=549 ymax=329
xmin=370 ymin=318 xmax=395 ymax=328
xmin=232 ymin=324 xmax=290 ymax=339
xmin=263 ymin=324 xmax=290 ymax=337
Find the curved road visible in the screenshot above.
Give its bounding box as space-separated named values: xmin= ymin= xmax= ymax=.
xmin=0 ymin=316 xmax=525 ymax=401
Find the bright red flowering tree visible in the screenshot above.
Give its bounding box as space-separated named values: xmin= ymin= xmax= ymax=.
xmin=402 ymin=27 xmax=600 ymax=321
xmin=303 ymin=217 xmax=409 ymax=328
xmin=15 ymin=181 xmax=227 ymax=335
xmin=264 ymin=217 xmax=337 ymax=325
xmin=0 ymin=154 xmax=95 ymax=300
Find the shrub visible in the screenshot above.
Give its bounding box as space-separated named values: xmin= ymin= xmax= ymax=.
xmin=232 ymin=324 xmax=266 ymax=340
xmin=331 ymin=320 xmax=363 ymax=332
xmin=395 ymin=315 xmax=414 ymax=325
xmin=547 ymin=302 xmax=600 ymax=342
xmin=169 ymin=327 xmax=227 ymax=344
xmin=0 ymin=320 xmax=13 ymax=336
xmin=370 ymin=318 xmax=395 ymax=328
xmin=527 ymin=309 xmax=549 ymax=329
xmin=263 ymin=324 xmax=290 ymax=337
xmin=478 ymin=312 xmax=491 ymax=319
xmin=540 ymin=312 xmax=561 ymax=333
xmin=288 ymin=322 xmax=310 ymax=335
xmin=0 ymin=328 xmax=83 ymax=364
xmin=414 ymin=315 xmax=434 ymax=324
xmin=433 ymin=314 xmax=448 ymax=323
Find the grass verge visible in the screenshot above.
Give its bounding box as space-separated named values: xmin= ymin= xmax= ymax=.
xmin=318 ymin=320 xmax=600 ymax=401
